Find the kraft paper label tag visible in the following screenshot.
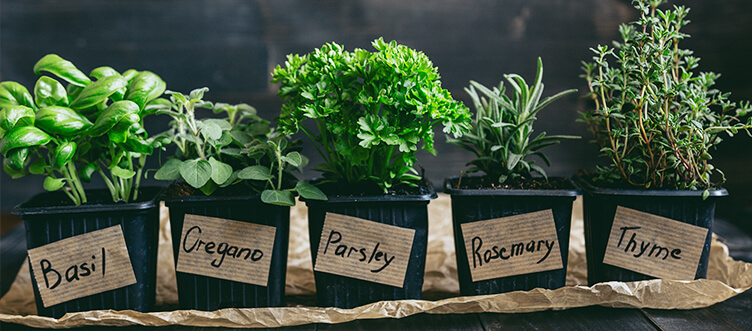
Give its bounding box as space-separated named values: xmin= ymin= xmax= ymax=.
xmin=460 ymin=209 xmax=564 ymax=282
xmin=176 ymin=214 xmax=276 ymax=287
xmin=603 ymin=206 xmax=709 ymax=280
xmin=27 ymin=225 xmax=137 ymax=308
xmin=313 ymin=213 xmax=415 ymax=288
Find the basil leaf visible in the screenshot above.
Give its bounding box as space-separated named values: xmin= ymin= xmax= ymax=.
xmin=0 ymin=82 xmax=36 ymax=109
xmin=88 ymin=100 xmax=140 ymax=137
xmin=124 ymin=71 xmax=166 ymax=111
xmin=0 ymin=105 xmax=35 ymax=132
xmin=0 ymin=126 xmax=52 ymax=157
xmin=52 ymin=141 xmax=76 ymax=169
xmin=33 ymin=54 xmax=91 ymax=87
xmin=34 ymin=76 xmax=69 ymax=108
xmin=69 ymin=75 xmax=128 ymax=109
xmin=35 ymin=106 xmax=93 ymax=136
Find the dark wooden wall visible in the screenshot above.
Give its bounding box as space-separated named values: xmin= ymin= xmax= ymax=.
xmin=2 ymin=0 xmax=751 ymax=210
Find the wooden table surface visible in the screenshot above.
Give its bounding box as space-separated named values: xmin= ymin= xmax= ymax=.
xmin=2 ymin=211 xmax=751 ymax=331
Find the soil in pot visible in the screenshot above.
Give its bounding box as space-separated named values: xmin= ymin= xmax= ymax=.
xmin=14 ymin=187 xmax=162 ymax=319
xmin=163 ymin=182 xmax=290 ymax=310
xmin=574 ymin=173 xmax=725 ymax=285
xmin=445 ymin=176 xmax=578 ymax=295
xmin=305 ymin=179 xmax=436 ymax=309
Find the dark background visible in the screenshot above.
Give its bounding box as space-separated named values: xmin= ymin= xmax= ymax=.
xmin=1 ymin=0 xmax=750 ymax=211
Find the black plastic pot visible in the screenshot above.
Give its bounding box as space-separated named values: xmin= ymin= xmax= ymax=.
xmin=305 ymin=183 xmax=437 ymax=309
xmin=574 ymin=175 xmax=727 ymax=285
xmin=13 ymin=187 xmax=162 ymax=319
xmin=444 ymin=177 xmax=578 ymax=295
xmin=164 ymin=193 xmax=289 ymax=310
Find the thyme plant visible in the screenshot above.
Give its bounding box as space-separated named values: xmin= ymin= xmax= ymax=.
xmin=449 ymin=58 xmax=577 ymax=185
xmin=581 ymin=0 xmax=752 ymax=193
xmin=272 ymin=38 xmax=472 ymax=192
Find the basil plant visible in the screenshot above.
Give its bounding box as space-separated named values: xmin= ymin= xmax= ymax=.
xmin=0 ymin=54 xmax=166 ymax=205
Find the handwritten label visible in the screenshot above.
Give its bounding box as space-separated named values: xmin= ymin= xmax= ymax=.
xmin=176 ymin=214 xmax=276 ymax=287
xmin=603 ymin=206 xmax=709 ymax=280
xmin=27 ymin=225 xmax=137 ymax=308
xmin=313 ymin=213 xmax=415 ymax=288
xmin=460 ymin=209 xmax=563 ymax=282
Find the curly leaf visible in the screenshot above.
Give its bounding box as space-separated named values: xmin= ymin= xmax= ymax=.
xmin=88 ymin=100 xmax=140 ymax=136
xmin=0 ymin=105 xmax=35 ymax=132
xmin=124 ymin=71 xmax=166 ymax=111
xmin=35 ymin=106 xmax=93 ymax=136
xmin=295 ymin=181 xmax=327 ymax=200
xmin=52 ymin=141 xmax=76 ymax=169
xmin=34 ymin=76 xmax=69 ymax=108
xmin=237 ymin=165 xmax=273 ymax=180
xmin=79 ymin=162 xmax=98 ymax=182
xmin=43 ymin=176 xmax=66 ymax=191
xmin=3 ymin=158 xmax=27 ymax=178
xmin=69 ymin=75 xmax=128 ymax=109
xmin=0 ymin=82 xmax=35 ymax=109
xmin=261 ymin=189 xmax=295 ymax=206
xmin=179 ymin=159 xmax=212 ymax=188
xmin=33 ymin=54 xmax=91 ymax=87
xmin=0 ymin=126 xmax=52 ymax=157
xmin=154 ymin=158 xmax=182 ymax=180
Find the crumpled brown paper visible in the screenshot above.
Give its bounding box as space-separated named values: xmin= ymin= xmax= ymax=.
xmin=1 ymin=195 xmax=751 ymax=328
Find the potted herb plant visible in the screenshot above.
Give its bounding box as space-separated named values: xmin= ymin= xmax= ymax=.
xmin=272 ymin=38 xmax=472 ymax=308
xmin=1 ymin=54 xmax=165 ymax=318
xmin=153 ymin=88 xmax=325 ymax=310
xmin=445 ymin=58 xmax=579 ymax=295
xmin=578 ymin=0 xmax=752 ymax=285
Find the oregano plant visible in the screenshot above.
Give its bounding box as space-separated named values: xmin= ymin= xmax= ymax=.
xmin=0 ymin=54 xmax=166 ymax=205
xmin=272 ymin=38 xmax=472 ymax=192
xmin=153 ymin=88 xmax=325 ymax=206
xmin=581 ymin=0 xmax=752 ymax=194
xmin=448 ymin=58 xmax=577 ymax=185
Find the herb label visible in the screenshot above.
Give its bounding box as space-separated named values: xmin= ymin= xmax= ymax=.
xmin=313 ymin=213 xmax=415 ymax=288
xmin=460 ymin=209 xmax=563 ymax=282
xmin=27 ymin=225 xmax=137 ymax=308
xmin=176 ymin=214 xmax=276 ymax=287
xmin=603 ymin=206 xmax=709 ymax=280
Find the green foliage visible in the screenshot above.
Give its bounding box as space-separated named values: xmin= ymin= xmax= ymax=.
xmin=272 ymin=38 xmax=472 ymax=192
xmin=0 ymin=54 xmax=166 ymax=205
xmin=153 ymin=88 xmax=326 ymax=206
xmin=449 ymin=58 xmax=577 ymax=185
xmin=581 ymin=0 xmax=752 ymax=190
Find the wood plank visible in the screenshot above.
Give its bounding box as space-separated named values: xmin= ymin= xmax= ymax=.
xmin=316 ymin=313 xmax=483 ymax=331
xmin=478 ymin=306 xmax=658 ymax=330
xmin=641 ymin=290 xmax=752 ymax=331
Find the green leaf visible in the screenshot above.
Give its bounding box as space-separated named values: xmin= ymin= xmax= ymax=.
xmin=52 ymin=141 xmax=76 ymax=169
xmin=124 ymin=71 xmax=166 ymax=111
xmin=0 ymin=105 xmax=35 ymax=132
xmin=88 ymin=100 xmax=140 ymax=136
xmin=35 ymin=106 xmax=93 ymax=136
xmin=199 ymin=121 xmax=223 ymax=141
xmin=295 ymin=181 xmax=327 ymax=200
xmin=237 ymin=165 xmax=273 ymax=180
xmin=199 ymin=179 xmax=219 ymax=195
xmin=69 ymin=76 xmax=128 ymax=109
xmin=0 ymin=82 xmax=36 ymax=109
xmin=261 ymin=189 xmax=295 ymax=206
xmin=89 ymin=66 xmax=120 ymax=80
xmin=33 ymin=54 xmax=91 ymax=87
xmin=34 ymin=76 xmax=69 ymax=108
xmin=179 ymin=159 xmax=212 ymax=188
xmin=79 ymin=163 xmax=98 ymax=182
xmin=29 ymin=157 xmax=47 ymax=175
xmin=111 ymin=165 xmax=136 ymax=179
xmin=283 ymin=151 xmax=303 ymax=167
xmin=154 ymin=158 xmax=182 ymax=181
xmin=5 ymin=147 xmax=29 ymax=170
xmin=43 ymin=176 xmax=66 ymax=191
xmin=0 ymin=126 xmax=52 ymax=157
xmin=209 ymin=157 xmax=232 ymax=185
